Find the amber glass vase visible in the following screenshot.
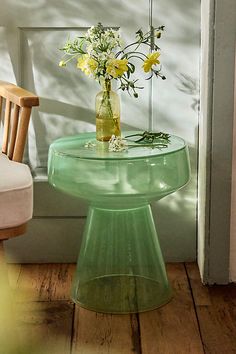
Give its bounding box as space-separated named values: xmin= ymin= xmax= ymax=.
xmin=95 ymin=79 xmax=121 ymax=141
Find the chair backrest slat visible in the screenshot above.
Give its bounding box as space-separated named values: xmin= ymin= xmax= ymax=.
xmin=0 ymin=81 xmax=39 ymax=162
xmin=2 ymin=99 xmax=11 ymax=155
xmin=8 ymin=104 xmax=20 ymax=160
xmin=0 ymin=96 xmax=3 ymax=123
xmin=13 ymin=107 xmax=32 ymax=162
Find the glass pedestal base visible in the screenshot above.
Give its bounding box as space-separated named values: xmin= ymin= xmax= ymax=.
xmin=71 ymin=204 xmax=172 ymax=314
xmin=72 ymin=274 xmax=172 ymax=314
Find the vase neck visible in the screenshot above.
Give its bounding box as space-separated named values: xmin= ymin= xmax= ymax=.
xmin=100 ymin=79 xmax=111 ymax=92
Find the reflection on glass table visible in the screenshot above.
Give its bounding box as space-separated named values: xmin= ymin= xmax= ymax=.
xmin=48 ymin=132 xmax=191 ymax=314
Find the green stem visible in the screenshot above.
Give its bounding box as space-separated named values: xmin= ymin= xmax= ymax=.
xmin=98 ymin=80 xmax=113 ymax=119
xmin=121 ymin=51 xmax=148 ymax=60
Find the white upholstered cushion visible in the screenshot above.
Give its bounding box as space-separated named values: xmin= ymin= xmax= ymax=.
xmin=0 ymin=153 xmax=33 ymax=229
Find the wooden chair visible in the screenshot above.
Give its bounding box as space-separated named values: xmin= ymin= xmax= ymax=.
xmin=0 ymin=82 xmax=39 ymax=352
xmin=0 ymin=81 xmax=39 ymax=242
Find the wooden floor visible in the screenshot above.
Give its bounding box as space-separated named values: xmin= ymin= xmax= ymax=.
xmin=4 ymin=263 xmax=236 ymax=354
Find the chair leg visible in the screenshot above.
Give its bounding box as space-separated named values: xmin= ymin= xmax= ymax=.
xmin=0 ymin=240 xmax=8 ymax=283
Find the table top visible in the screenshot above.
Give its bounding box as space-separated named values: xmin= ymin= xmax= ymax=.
xmin=48 ymin=131 xmax=190 ymax=205
xmin=49 ymin=131 xmax=186 ymax=161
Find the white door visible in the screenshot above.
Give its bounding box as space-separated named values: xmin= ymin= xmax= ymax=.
xmin=0 ymin=0 xmax=200 ymax=262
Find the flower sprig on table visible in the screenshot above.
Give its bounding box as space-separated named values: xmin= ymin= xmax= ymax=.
xmin=59 ymin=22 xmax=166 ymax=97
xmin=109 ymin=132 xmax=170 ymax=152
xmin=125 ymin=131 xmax=170 ymax=144
xmin=108 ymin=135 xmax=128 ymax=152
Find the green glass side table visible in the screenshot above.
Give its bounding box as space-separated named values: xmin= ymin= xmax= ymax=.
xmin=48 ymin=132 xmax=190 ymax=314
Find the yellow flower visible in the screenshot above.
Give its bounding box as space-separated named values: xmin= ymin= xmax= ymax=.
xmin=77 ymin=54 xmax=98 ymax=76
xmin=142 ymin=52 xmax=160 ymax=72
xmin=59 ymin=60 xmax=66 ymax=67
xmin=106 ymin=59 xmax=128 ymax=78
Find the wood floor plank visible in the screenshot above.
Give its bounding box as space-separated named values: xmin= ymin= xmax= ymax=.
xmin=15 ymin=300 xmax=73 ymax=354
xmin=10 ymin=263 xmax=236 ymax=354
xmin=72 ymin=306 xmax=141 ymax=354
xmin=14 ymin=263 xmax=76 ymax=301
xmin=186 ymin=262 xmax=236 ymax=354
xmin=139 ymin=263 xmax=204 ymax=354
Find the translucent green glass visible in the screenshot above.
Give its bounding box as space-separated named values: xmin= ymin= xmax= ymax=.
xmin=48 ymin=132 xmax=190 ymax=313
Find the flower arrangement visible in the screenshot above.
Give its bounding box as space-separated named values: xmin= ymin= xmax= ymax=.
xmin=59 ymin=23 xmax=166 ymax=142
xmin=59 ymin=22 xmax=165 ymax=97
